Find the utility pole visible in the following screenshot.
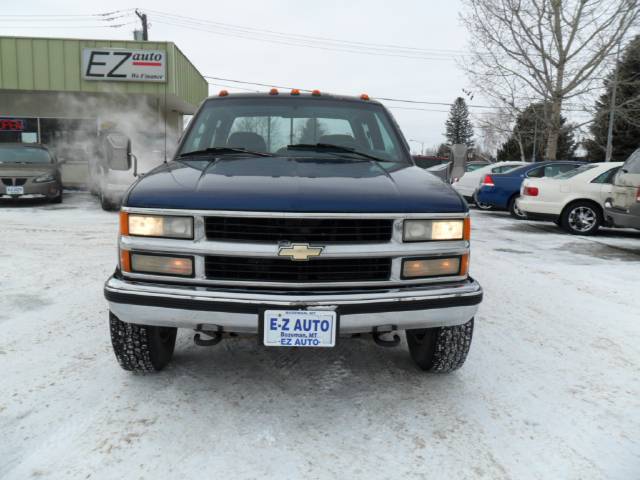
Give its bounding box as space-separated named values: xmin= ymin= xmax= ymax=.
xmin=135 ymin=9 xmax=148 ymax=41
xmin=605 ymin=43 xmax=621 ymax=162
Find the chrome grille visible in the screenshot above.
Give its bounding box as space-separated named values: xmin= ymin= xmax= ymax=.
xmin=204 ymin=256 xmax=392 ymax=283
xmin=204 ymin=217 xmax=393 ymax=243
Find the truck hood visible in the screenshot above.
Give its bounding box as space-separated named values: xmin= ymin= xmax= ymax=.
xmin=125 ymin=156 xmax=467 ymax=213
xmin=0 ymin=163 xmax=57 ymax=177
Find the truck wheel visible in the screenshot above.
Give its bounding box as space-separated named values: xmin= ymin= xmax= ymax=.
xmin=109 ymin=312 xmax=177 ymax=372
xmin=508 ymin=196 xmax=527 ymax=219
xmin=560 ymin=201 xmax=601 ymax=235
xmin=406 ymin=318 xmax=474 ymax=373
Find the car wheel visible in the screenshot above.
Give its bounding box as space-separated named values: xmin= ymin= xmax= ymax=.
xmin=109 ymin=312 xmax=177 ymax=372
xmin=473 ymin=191 xmax=493 ymax=210
xmin=405 ymin=318 xmax=474 ymax=373
xmin=561 ymin=202 xmax=602 ymax=235
xmin=508 ymin=196 xmax=527 ymax=220
xmin=51 ymin=192 xmax=63 ymax=204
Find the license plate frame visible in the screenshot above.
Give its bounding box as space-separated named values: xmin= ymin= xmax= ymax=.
xmin=6 ymin=186 xmax=24 ymax=195
xmin=260 ymin=308 xmax=339 ymax=348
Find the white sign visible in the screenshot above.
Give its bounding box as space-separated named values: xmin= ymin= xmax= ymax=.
xmin=82 ymin=48 xmax=166 ymax=83
xmin=263 ymin=309 xmax=337 ymax=348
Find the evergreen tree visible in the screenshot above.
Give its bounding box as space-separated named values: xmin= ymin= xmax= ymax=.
xmin=436 ymin=143 xmax=450 ymax=157
xmin=445 ymin=97 xmax=474 ymax=146
xmin=585 ymin=35 xmax=640 ymax=162
xmin=497 ymin=103 xmax=577 ymax=161
xmin=296 ymin=118 xmax=326 ymax=144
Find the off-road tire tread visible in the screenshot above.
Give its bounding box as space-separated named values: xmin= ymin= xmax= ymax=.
xmin=407 ymin=318 xmax=474 ymax=373
xmin=109 ymin=313 xmax=175 ymax=372
xmin=430 ymin=319 xmax=474 ymax=372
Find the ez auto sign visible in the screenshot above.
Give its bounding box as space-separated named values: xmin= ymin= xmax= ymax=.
xmin=82 ymin=48 xmax=166 ymax=83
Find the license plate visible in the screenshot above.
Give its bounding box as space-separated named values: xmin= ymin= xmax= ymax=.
xmin=263 ymin=309 xmax=337 ymax=348
xmin=6 ymin=186 xmax=24 ymax=195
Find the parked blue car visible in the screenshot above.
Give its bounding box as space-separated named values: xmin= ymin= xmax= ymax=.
xmin=475 ymin=161 xmax=585 ymax=218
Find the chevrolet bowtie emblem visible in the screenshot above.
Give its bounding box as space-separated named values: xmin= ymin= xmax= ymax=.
xmin=278 ymin=243 xmax=324 ymax=261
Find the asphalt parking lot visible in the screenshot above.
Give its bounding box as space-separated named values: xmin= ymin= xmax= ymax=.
xmin=1 ymin=193 xmax=639 ymax=479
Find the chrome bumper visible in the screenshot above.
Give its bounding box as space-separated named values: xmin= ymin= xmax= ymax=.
xmin=104 ymin=275 xmax=483 ymax=334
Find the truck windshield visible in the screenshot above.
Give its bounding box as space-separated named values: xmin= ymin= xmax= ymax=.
xmin=0 ymin=145 xmax=52 ymax=164
xmin=178 ymin=97 xmax=409 ymax=163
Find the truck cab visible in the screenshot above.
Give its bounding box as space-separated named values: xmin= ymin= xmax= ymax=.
xmin=104 ymin=91 xmax=483 ymax=373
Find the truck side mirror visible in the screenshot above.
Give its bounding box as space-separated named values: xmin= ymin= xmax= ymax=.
xmin=105 ymin=133 xmax=132 ymax=171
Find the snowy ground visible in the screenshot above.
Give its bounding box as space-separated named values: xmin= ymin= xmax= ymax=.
xmin=1 ymin=192 xmax=639 ymax=480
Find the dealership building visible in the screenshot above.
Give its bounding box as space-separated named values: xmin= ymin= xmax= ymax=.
xmin=0 ymin=36 xmax=208 ymax=186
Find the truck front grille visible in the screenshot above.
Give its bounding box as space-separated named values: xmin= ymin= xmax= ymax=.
xmin=204 ymin=256 xmax=392 ymax=283
xmin=204 ymin=217 xmax=393 ymax=243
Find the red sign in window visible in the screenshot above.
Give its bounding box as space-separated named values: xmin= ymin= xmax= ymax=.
xmin=0 ymin=119 xmax=25 ymax=131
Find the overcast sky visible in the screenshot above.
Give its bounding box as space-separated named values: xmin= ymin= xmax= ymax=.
xmin=2 ymin=0 xmax=474 ymax=153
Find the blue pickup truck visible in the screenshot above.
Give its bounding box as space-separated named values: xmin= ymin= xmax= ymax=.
xmin=103 ymin=91 xmax=483 ymax=374
xmin=475 ymin=160 xmax=585 ymax=218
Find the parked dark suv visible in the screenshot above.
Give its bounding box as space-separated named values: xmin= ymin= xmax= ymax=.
xmin=0 ymin=143 xmax=63 ymax=203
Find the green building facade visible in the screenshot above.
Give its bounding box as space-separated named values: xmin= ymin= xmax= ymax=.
xmin=0 ymin=36 xmax=208 ymax=186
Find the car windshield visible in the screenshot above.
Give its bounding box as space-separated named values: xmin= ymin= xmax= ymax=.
xmin=178 ymin=97 xmax=409 ymax=163
xmin=0 ymin=145 xmax=52 ymax=164
xmin=554 ymin=164 xmax=598 ymax=179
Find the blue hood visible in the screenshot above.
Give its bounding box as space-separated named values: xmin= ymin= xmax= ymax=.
xmin=125 ymin=157 xmax=466 ymax=213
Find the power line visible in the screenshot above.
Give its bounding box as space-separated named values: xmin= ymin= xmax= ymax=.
xmin=145 ymin=8 xmax=470 ymax=57
xmin=0 ymin=22 xmax=135 ymax=29
xmin=156 ymin=19 xmax=460 ymax=61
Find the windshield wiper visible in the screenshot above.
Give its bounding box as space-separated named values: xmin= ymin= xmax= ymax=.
xmin=177 ymin=147 xmax=273 ymax=159
xmin=286 ymin=143 xmax=387 ymax=162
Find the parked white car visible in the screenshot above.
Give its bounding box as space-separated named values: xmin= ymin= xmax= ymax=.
xmin=452 ymin=161 xmax=527 ymax=208
xmin=517 ymin=162 xmax=623 ymax=235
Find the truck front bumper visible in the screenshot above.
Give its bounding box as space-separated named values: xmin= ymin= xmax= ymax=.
xmin=104 ymin=274 xmax=483 ymax=334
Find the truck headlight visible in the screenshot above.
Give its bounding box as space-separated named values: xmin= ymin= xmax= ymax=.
xmin=129 ymin=252 xmax=194 ymax=277
xmin=402 ymin=256 xmax=467 ymax=279
xmin=33 ymin=173 xmax=56 ymax=183
xmin=124 ymin=213 xmax=193 ymax=239
xmin=403 ymin=219 xmax=468 ymax=242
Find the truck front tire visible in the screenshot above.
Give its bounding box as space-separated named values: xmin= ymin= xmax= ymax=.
xmin=109 ymin=312 xmax=177 ymax=372
xmin=406 ymin=318 xmax=474 ymax=373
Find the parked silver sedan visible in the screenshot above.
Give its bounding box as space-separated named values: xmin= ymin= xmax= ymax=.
xmin=0 ymin=143 xmax=63 ymax=203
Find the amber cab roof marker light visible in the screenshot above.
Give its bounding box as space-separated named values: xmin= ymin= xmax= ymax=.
xmin=360 ymin=93 xmax=370 ymax=101
xmin=269 ymin=88 xmax=279 ymax=95
xmin=291 ymin=89 xmax=301 ymax=95
xmin=311 ymin=89 xmax=321 ymax=96
xmin=218 ymin=90 xmax=229 ymax=97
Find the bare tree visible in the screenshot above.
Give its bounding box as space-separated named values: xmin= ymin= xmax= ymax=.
xmin=461 ymin=0 xmax=639 ymax=160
